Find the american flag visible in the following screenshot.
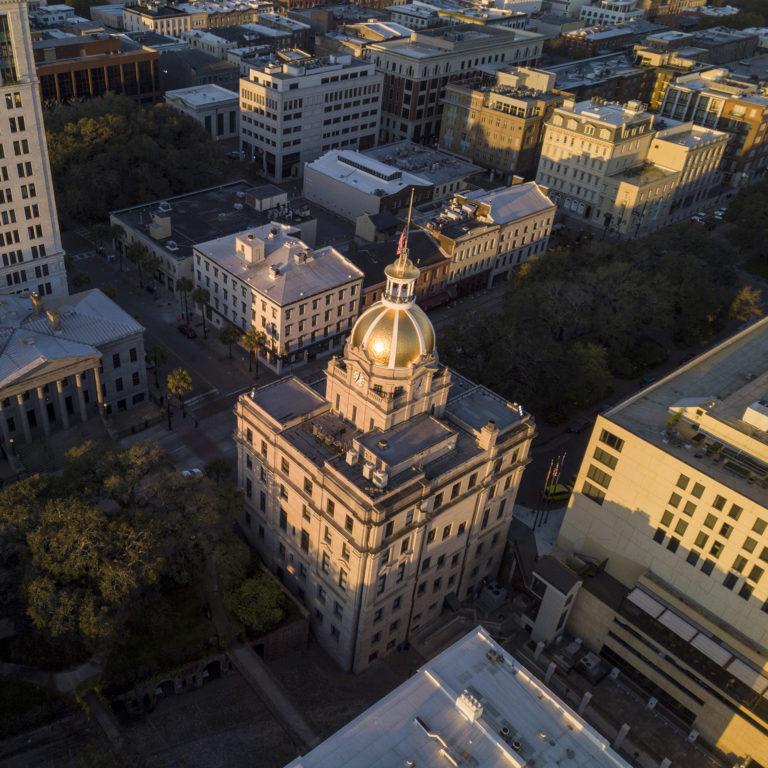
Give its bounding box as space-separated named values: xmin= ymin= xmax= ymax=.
xmin=396 ymin=229 xmax=406 ymax=255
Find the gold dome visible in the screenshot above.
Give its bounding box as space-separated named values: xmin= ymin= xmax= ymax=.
xmin=350 ymin=304 xmax=435 ymax=368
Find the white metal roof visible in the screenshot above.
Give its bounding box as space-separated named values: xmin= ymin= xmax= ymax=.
xmin=285 ymin=627 xmax=630 ymax=768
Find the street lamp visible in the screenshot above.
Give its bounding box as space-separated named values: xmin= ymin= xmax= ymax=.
xmin=166 ymin=392 xmax=172 ymax=431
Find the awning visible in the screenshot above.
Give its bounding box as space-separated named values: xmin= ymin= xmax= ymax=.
xmin=627 ymin=588 xmax=665 ymax=618
xmin=658 ymin=610 xmax=697 ymax=641
xmin=691 ymin=633 xmax=732 ymax=667
xmin=727 ymin=659 xmax=768 ymax=694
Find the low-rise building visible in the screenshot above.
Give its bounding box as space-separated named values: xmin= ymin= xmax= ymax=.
xmin=165 ymin=84 xmax=239 ymax=140
xmin=439 ymin=67 xmax=571 ymax=180
xmin=417 ymin=181 xmax=555 ymax=294
xmin=159 ymin=48 xmax=240 ymax=92
xmin=284 ymin=627 xmax=630 ymax=768
xmin=31 ymin=3 xmax=76 ymax=26
xmin=123 ymin=2 xmax=204 ymax=35
xmin=240 ymin=52 xmax=383 ymax=182
xmin=35 ymin=35 xmax=161 ymax=105
xmin=633 ymin=43 xmax=711 ymax=111
xmin=0 ymin=289 xmax=148 ymax=452
xmin=536 ymin=98 xmax=728 ymax=235
xmin=688 ymin=26 xmax=759 ymax=65
xmin=194 ymin=222 xmax=364 ymax=371
xmin=109 ymin=181 xmax=318 ymax=295
xmin=235 ymin=245 xmax=535 ymax=671
xmin=558 ymin=317 xmax=768 ymax=765
xmin=560 ymin=24 xmax=635 ymax=56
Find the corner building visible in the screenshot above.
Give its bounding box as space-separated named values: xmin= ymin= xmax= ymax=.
xmin=558 ymin=317 xmax=768 ymax=764
xmin=235 ymin=242 xmax=534 ymax=672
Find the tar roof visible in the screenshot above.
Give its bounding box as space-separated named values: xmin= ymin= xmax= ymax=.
xmin=446 ymin=384 xmax=526 ymax=433
xmin=363 ymin=141 xmax=482 ymax=186
xmin=248 ymin=376 xmax=327 ymax=425
xmin=111 ymin=181 xmax=313 ymax=262
xmin=285 ymin=627 xmax=629 ymax=768
xmin=345 ymin=230 xmax=445 ymax=289
xmin=533 ymin=555 xmax=581 ymax=594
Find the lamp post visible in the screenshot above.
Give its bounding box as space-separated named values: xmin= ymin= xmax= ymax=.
xmin=166 ymin=392 xmax=172 ymax=431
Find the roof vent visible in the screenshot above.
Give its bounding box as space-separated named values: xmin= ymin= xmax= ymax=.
xmin=378 ymin=439 xmax=388 ymax=449
xmin=269 ymin=265 xmax=280 ymax=279
xmin=46 ymin=310 xmax=62 ymax=332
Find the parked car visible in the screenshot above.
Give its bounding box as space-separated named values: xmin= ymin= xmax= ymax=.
xmin=177 ymin=324 xmax=197 ymax=339
xmin=567 ymin=417 xmax=592 ymax=434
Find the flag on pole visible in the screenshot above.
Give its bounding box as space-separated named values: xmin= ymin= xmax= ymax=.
xmin=396 ymin=229 xmax=406 ymax=255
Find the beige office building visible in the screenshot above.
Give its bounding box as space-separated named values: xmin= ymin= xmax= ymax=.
xmin=536 ymin=98 xmax=727 ymax=236
xmin=235 ymin=242 xmax=534 ymax=672
xmin=558 ymin=317 xmax=768 ymax=765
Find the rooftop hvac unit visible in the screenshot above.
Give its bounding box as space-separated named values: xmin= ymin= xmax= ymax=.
xmin=372 ymin=469 xmax=388 ymax=488
xmin=166 ymin=240 xmax=179 ymax=251
xmin=362 ymin=462 xmax=375 ymax=480
xmin=346 ymin=448 xmax=359 ymax=466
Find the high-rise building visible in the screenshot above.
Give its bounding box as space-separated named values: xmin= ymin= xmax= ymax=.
xmin=0 ymin=0 xmax=66 ymax=297
xmin=558 ymin=317 xmax=768 ymax=764
xmin=239 ymin=52 xmax=383 ymax=183
xmin=234 ymin=229 xmax=534 ymax=672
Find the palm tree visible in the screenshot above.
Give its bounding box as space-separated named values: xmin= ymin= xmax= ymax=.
xmin=126 ymin=242 xmax=148 ymax=287
xmin=140 ymin=252 xmax=161 ymax=291
xmin=218 ymin=324 xmax=241 ymax=360
xmin=191 ymin=287 xmax=211 ymax=338
xmin=167 ymin=368 xmax=193 ymax=417
xmin=109 ymin=223 xmax=126 ymax=271
xmin=148 ymin=345 xmax=167 ymax=389
xmin=241 ymin=329 xmax=267 ymax=375
xmin=176 ymin=277 xmax=194 ymax=326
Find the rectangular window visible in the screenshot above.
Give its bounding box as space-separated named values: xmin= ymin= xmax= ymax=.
xmin=691 ymin=482 xmax=705 ymax=499
xmin=660 ymin=510 xmax=673 ymax=527
xmin=676 ymin=474 xmax=690 ymax=490
xmin=582 ymin=480 xmax=605 ymax=505
xmin=427 ymin=529 xmax=436 ymax=543
xmin=376 ymin=573 xmax=386 ymax=595
xmin=586 ymin=464 xmax=611 ymax=489
xmin=450 ymin=483 xmax=460 ymax=499
xmin=300 ymin=529 xmax=309 ymax=552
xmin=339 ymin=569 xmax=347 ymax=589
xmin=396 ymin=563 xmax=405 ymax=582
xmin=322 ymin=552 xmax=330 ymax=573
xmin=593 ymin=446 xmax=617 ymax=470
xmin=599 ymin=429 xmax=624 ymax=452
xmin=327 ymin=499 xmax=335 ymax=517
xmin=713 ymin=495 xmax=727 ymax=511
xmin=345 ymin=515 xmax=353 ymax=533
xmin=442 ymin=524 xmax=452 ymax=540
xmin=668 ymin=492 xmax=681 ymax=508
xmin=304 ymin=477 xmax=313 ymax=495
xmin=279 ymin=510 xmax=287 ymax=531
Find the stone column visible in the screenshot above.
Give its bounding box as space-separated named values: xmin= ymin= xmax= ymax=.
xmin=93 ymin=366 xmax=105 ymax=405
xmin=56 ymin=380 xmax=69 ymax=429
xmin=74 ymin=373 xmax=88 ymax=423
xmin=16 ymin=393 xmax=31 ymax=442
xmin=36 ymin=386 xmax=51 ymax=436
xmin=0 ymin=399 xmax=11 ymax=450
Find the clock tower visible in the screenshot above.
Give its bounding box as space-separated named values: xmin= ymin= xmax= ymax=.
xmin=325 ymin=215 xmax=448 ymax=434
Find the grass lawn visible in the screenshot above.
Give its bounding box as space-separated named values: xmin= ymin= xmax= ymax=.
xmin=0 ymin=678 xmax=73 ymax=738
xmin=102 ymin=585 xmax=217 ymax=689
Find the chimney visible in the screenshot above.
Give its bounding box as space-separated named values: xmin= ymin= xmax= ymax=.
xmin=30 ymin=291 xmax=44 ymax=315
xmin=511 ymin=175 xmax=524 ymax=186
xmin=46 ymin=309 xmax=62 ymax=332
xmin=477 ymin=419 xmax=498 ymax=451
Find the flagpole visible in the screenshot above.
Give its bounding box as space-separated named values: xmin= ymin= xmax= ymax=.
xmin=397 ymin=188 xmax=415 ymax=269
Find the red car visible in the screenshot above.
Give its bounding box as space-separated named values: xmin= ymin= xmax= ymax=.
xmin=177 ymin=324 xmax=197 ymax=339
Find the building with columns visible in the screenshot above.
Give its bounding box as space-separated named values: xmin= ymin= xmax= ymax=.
xmin=0 ymin=0 xmax=67 ymax=298
xmin=234 ymin=232 xmax=534 ymax=672
xmin=0 ymin=290 xmax=147 ymax=453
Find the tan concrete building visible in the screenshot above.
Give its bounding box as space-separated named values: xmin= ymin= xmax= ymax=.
xmin=439 ymin=67 xmax=571 ymax=180
xmin=558 ymin=317 xmax=768 ymax=764
xmin=234 ymin=241 xmax=534 ymax=672
xmin=193 ymin=222 xmax=364 ymax=373
xmin=536 ymin=98 xmax=728 ymax=235
xmin=417 ymin=181 xmax=555 ymax=294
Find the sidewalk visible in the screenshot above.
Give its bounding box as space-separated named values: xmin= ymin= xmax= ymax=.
xmin=203 ymin=563 xmax=320 ymax=753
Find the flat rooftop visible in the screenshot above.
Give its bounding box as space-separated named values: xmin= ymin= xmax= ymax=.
xmin=363 ymin=141 xmax=482 ymax=186
xmin=285 ymin=627 xmax=630 ymax=768
xmin=607 ymin=316 xmax=768 ymax=506
xmin=247 ymin=376 xmax=327 ymax=425
xmin=546 ymin=52 xmax=642 ymax=89
xmin=559 ymin=99 xmax=652 ymax=127
xmin=165 ymin=83 xmax=239 ymax=106
xmin=446 ymin=385 xmax=526 ymax=432
xmin=110 ymin=181 xmax=315 ymax=263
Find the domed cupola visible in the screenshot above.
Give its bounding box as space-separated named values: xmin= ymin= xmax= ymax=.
xmin=349 ymin=214 xmax=436 ymax=369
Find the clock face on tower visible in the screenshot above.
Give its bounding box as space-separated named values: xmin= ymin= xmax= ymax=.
xmin=353 ymin=370 xmax=364 ymax=387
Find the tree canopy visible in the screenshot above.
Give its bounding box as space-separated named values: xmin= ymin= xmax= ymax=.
xmin=0 ymin=442 xmax=240 ymax=653
xmin=44 ymin=95 xmax=228 ymax=228
xmin=439 ymin=223 xmax=759 ymax=423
